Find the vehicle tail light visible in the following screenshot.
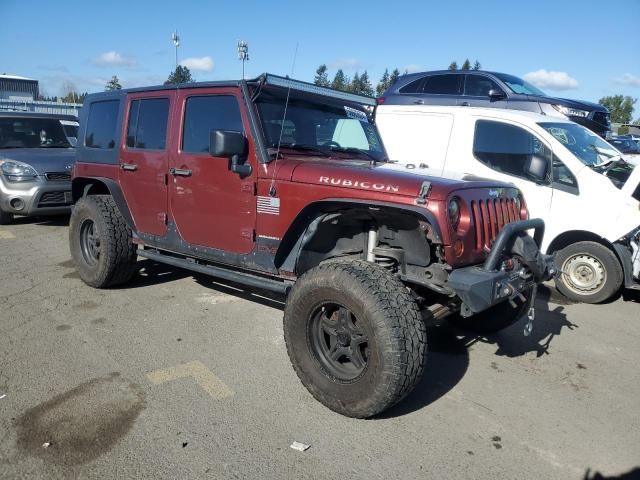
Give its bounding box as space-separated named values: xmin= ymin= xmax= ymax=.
xmin=376 ymin=97 xmax=385 ymax=105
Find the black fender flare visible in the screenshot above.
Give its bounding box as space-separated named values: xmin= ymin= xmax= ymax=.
xmin=72 ymin=176 xmax=136 ymax=232
xmin=275 ymin=198 xmax=443 ymax=273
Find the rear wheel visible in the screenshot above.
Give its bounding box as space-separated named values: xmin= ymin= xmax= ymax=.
xmin=284 ymin=260 xmax=427 ymax=418
xmin=554 ymin=242 xmax=622 ymax=304
xmin=69 ymin=195 xmax=137 ymax=288
xmin=0 ymin=209 xmax=13 ymax=225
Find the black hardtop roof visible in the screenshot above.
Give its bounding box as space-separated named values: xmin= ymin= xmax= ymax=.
xmin=84 ymin=73 xmax=376 ymax=106
xmin=0 ymin=111 xmax=78 ymax=121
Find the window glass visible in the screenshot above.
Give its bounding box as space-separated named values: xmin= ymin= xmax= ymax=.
xmin=85 ymin=100 xmax=119 ymax=149
xmin=552 ymin=155 xmax=578 ymax=193
xmin=0 ymin=117 xmax=70 ymax=148
xmin=182 ymin=96 xmax=243 ymax=153
xmin=493 ymin=72 xmax=546 ymax=96
xmin=465 ymin=75 xmax=500 ymax=97
xmin=126 ymin=98 xmax=169 ymax=149
xmin=422 ymin=74 xmax=462 ymax=94
xmin=473 ymin=120 xmax=551 ymax=182
xmin=399 ymin=77 xmax=425 ymax=94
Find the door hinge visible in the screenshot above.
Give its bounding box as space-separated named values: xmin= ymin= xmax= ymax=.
xmin=240 ymin=228 xmax=255 ymax=240
xmin=241 ymin=182 xmax=256 ymax=194
xmin=158 ymin=212 xmax=168 ymax=224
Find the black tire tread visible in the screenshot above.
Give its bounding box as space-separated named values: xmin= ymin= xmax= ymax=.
xmin=284 ymin=260 xmax=427 ymax=418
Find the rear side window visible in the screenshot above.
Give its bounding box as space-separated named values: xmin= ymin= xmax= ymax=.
xmin=182 ymin=96 xmax=243 ymax=153
xmin=85 ymin=100 xmax=119 ymax=149
xmin=464 ymin=75 xmax=501 ymax=97
xmin=399 ymin=77 xmax=425 ymax=94
xmin=422 ymin=75 xmax=463 ymax=95
xmin=126 ymin=98 xmax=169 ymax=150
xmin=473 ymin=120 xmax=551 ymax=183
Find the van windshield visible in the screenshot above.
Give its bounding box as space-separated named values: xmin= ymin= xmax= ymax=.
xmin=540 ymin=121 xmax=635 ymax=189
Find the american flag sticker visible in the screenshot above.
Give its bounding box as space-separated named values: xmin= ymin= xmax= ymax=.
xmin=257 ymin=196 xmax=281 ymax=215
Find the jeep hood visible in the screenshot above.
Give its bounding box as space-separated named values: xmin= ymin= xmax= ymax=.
xmin=286 ymin=157 xmax=516 ymax=201
xmin=0 ymin=148 xmax=75 ymax=175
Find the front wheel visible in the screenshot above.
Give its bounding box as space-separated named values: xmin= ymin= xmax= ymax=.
xmin=69 ymin=195 xmax=137 ymax=288
xmin=284 ymin=260 xmax=427 ymax=418
xmin=554 ymin=241 xmax=622 ymax=304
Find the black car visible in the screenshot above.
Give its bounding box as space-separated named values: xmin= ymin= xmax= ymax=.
xmin=609 ymin=136 xmax=640 ymax=154
xmin=380 ymin=70 xmax=611 ymax=137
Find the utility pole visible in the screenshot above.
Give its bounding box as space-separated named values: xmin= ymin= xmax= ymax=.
xmin=172 ymin=31 xmax=181 ymax=70
xmin=237 ymin=41 xmax=249 ymax=79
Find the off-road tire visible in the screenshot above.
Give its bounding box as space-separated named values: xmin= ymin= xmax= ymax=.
xmin=554 ymin=241 xmax=622 ymax=304
xmin=69 ymin=194 xmax=137 ymax=288
xmin=0 ymin=209 xmax=13 ymax=225
xmin=451 ymin=288 xmax=532 ymax=334
xmin=283 ymin=260 xmax=427 ymax=418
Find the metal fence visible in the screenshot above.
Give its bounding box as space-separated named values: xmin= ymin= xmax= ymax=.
xmin=0 ymin=99 xmax=81 ymax=117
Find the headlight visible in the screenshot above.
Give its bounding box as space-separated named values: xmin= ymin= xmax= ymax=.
xmin=0 ymin=160 xmax=38 ymax=182
xmin=448 ymin=197 xmax=461 ymax=229
xmin=551 ymin=104 xmax=589 ymax=118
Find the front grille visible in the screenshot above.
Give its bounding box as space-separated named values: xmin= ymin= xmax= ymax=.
xmin=38 ymin=191 xmax=70 ymax=207
xmin=592 ymin=111 xmax=610 ymax=126
xmin=470 ymin=198 xmax=519 ymax=251
xmin=45 ymin=172 xmax=71 ymax=181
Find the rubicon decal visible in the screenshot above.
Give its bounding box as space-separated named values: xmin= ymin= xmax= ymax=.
xmin=319 ymin=176 xmax=400 ymax=193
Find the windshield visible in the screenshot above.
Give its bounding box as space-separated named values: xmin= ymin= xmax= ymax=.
xmin=255 ymin=94 xmax=386 ymax=162
xmin=61 ymin=123 xmax=79 ymax=139
xmin=0 ymin=117 xmax=71 ymax=148
xmin=540 ymin=122 xmax=623 ymax=166
xmin=494 ymin=72 xmax=547 ymax=96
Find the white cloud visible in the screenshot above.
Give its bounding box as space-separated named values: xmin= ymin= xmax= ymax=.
xmin=612 ymin=73 xmax=640 ymax=88
xmin=522 ymin=69 xmax=578 ymax=91
xmin=403 ymin=64 xmax=424 ymax=74
xmin=328 ymin=58 xmax=368 ymax=71
xmin=92 ymin=51 xmax=136 ymax=67
xmin=180 ymin=56 xmax=214 ymax=72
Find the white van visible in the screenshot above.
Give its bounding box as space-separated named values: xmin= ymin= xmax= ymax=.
xmin=376 ymin=105 xmax=640 ymax=303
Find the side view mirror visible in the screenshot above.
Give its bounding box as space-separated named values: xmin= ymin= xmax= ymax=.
xmin=488 ymin=89 xmax=506 ymax=101
xmin=209 ymin=130 xmax=252 ymax=178
xmin=526 ymin=155 xmax=549 ymax=183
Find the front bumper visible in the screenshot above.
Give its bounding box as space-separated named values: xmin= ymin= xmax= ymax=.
xmin=448 ymin=219 xmax=556 ymax=316
xmin=0 ymin=175 xmax=72 ymax=217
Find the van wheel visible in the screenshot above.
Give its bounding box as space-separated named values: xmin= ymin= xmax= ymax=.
xmin=283 ymin=260 xmax=427 ymax=418
xmin=555 ymin=241 xmax=622 ymax=304
xmin=0 ymin=209 xmax=13 ymax=225
xmin=69 ymin=195 xmax=137 ymax=288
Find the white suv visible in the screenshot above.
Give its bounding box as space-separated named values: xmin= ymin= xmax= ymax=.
xmin=376 ymin=105 xmax=640 ymax=303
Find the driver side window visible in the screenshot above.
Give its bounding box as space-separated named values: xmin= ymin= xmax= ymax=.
xmin=473 ymin=120 xmax=551 ymax=184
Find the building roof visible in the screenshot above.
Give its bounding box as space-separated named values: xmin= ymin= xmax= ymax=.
xmin=0 ymin=74 xmax=35 ymax=81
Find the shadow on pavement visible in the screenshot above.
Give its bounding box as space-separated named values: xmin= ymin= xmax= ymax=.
xmin=583 ymin=467 xmax=640 ymax=480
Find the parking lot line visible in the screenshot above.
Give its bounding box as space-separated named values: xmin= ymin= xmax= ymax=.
xmin=146 ymin=360 xmax=234 ymax=399
xmin=0 ymin=230 xmax=16 ymax=239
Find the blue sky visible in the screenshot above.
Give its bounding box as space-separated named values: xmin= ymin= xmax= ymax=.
xmin=1 ymin=0 xmax=639 ymax=116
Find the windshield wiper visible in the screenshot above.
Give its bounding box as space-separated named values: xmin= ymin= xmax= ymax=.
xmin=269 ymin=143 xmax=330 ymax=157
xmin=328 ymin=146 xmax=386 ymax=163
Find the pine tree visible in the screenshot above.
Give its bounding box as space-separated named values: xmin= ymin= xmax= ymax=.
xmin=473 ymin=60 xmax=482 ymax=70
xmin=332 ymin=69 xmax=348 ymax=91
xmin=359 ymin=71 xmax=374 ymax=96
xmin=105 ymin=75 xmax=122 ymax=91
xmin=314 ymin=64 xmax=330 ymax=87
xmin=389 ymin=68 xmax=400 ymax=86
xmin=349 ymin=72 xmax=362 ymax=93
xmin=448 ymin=61 xmax=458 ymax=70
xmin=165 ymin=65 xmax=193 ymax=85
xmin=376 ymin=68 xmax=390 ymax=96
xmin=461 ymin=59 xmax=472 ymax=70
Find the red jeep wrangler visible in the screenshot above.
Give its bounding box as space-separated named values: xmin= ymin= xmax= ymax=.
xmin=69 ymin=74 xmax=554 ymax=418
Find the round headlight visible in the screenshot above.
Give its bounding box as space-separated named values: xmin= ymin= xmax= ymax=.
xmin=448 ymin=197 xmax=460 ymax=229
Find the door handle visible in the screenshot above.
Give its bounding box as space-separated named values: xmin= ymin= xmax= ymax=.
xmin=121 ymin=163 xmax=138 ymax=171
xmin=460 ymin=101 xmax=470 ymax=106
xmin=169 ymin=167 xmax=192 ymax=177
xmin=413 ymin=99 xmax=424 ymax=105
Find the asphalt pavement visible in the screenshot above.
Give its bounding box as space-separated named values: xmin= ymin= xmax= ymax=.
xmin=0 ymin=216 xmax=639 ymax=479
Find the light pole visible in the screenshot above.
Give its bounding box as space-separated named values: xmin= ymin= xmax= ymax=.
xmin=172 ymin=31 xmax=181 ymax=70
xmin=237 ymin=41 xmax=249 ymax=79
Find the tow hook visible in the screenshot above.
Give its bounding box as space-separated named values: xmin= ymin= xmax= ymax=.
xmin=523 ymin=283 xmax=537 ymax=336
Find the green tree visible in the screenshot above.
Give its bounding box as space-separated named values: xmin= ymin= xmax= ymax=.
xmin=473 ymin=60 xmax=482 ymax=70
xmin=357 ymin=71 xmax=374 ymax=96
xmin=389 ymin=68 xmax=400 ymax=86
xmin=349 ymin=72 xmax=362 ymax=93
xmin=165 ymin=65 xmax=193 ymax=85
xmin=331 ymin=69 xmax=348 ymax=91
xmin=598 ymin=95 xmax=637 ymax=124
xmin=448 ymin=61 xmax=458 ymax=70
xmin=376 ymin=68 xmax=390 ymax=96
xmin=314 ymin=64 xmax=330 ymax=87
xmin=461 ymin=59 xmax=472 ymax=70
xmin=105 ymin=75 xmax=122 ymax=91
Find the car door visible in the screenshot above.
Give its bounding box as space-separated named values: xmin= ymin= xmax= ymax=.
xmin=470 ymin=118 xmax=553 ymax=220
xmin=168 ymin=88 xmax=257 ymax=254
xmin=119 ymin=92 xmax=174 ymax=236
xmin=460 ymin=74 xmax=508 ymax=108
